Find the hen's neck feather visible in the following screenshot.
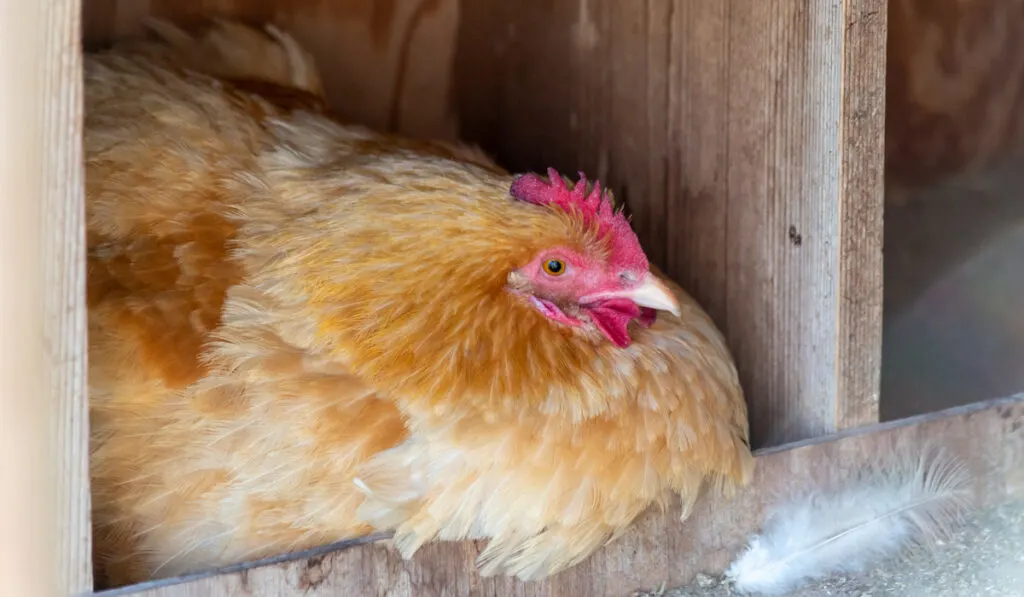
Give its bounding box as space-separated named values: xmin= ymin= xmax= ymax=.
xmin=229 ymin=113 xmax=651 ymax=421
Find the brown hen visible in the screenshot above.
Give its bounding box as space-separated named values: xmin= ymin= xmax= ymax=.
xmin=86 ymin=19 xmax=754 ymax=587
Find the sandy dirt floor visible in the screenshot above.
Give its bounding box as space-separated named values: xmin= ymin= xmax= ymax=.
xmin=633 ymin=497 xmax=1024 ymax=597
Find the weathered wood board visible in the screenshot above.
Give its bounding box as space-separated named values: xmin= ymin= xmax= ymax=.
xmin=94 ymin=394 xmax=1024 ymax=597
xmin=49 ymin=1 xmax=94 ymax=593
xmin=1 ymin=0 xmax=92 ymax=596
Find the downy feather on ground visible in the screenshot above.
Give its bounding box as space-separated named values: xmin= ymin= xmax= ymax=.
xmin=725 ymin=445 xmax=975 ymax=595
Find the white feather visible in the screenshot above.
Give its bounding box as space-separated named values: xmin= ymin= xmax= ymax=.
xmin=725 ymin=447 xmax=974 ymax=595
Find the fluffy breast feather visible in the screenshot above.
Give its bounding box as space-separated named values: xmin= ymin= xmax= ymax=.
xmin=352 ymin=268 xmax=753 ymax=580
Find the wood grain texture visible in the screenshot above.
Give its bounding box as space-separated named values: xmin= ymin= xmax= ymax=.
xmin=82 ymin=0 xmax=460 ymax=141
xmin=886 ymin=0 xmax=1024 ymax=190
xmin=454 ymin=0 xmax=884 ymax=446
xmin=46 ymin=0 xmax=94 ymax=593
xmin=1 ymin=0 xmax=91 ymax=596
xmin=96 ymin=394 xmax=1024 ymax=597
xmin=836 ymin=0 xmax=886 ymax=431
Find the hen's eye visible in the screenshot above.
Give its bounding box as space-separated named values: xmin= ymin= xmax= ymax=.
xmin=543 ymin=259 xmax=566 ymax=276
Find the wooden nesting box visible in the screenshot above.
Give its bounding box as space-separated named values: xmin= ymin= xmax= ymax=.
xmin=23 ymin=1 xmax=1021 ymax=597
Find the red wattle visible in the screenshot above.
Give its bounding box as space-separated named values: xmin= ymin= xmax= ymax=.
xmin=586 ymin=299 xmax=641 ymax=348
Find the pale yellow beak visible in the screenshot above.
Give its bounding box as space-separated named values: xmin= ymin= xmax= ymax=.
xmin=628 ymin=273 xmax=681 ymax=316
xmin=582 ymin=272 xmax=682 ymax=317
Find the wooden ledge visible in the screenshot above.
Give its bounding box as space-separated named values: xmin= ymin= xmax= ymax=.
xmin=95 ymin=394 xmax=1024 ymax=597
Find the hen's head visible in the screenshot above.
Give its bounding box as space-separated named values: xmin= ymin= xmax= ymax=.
xmin=505 ymin=168 xmax=680 ymax=348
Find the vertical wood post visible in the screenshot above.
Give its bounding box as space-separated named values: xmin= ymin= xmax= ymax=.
xmin=1 ymin=0 xmax=92 ymax=595
xmin=837 ymin=0 xmax=886 ymax=432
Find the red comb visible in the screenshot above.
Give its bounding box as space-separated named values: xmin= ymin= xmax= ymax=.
xmin=509 ymin=168 xmax=648 ymax=272
xmin=509 ymin=167 xmax=613 ymax=219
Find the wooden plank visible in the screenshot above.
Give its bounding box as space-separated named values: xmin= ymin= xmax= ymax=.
xmin=1 ymin=0 xmax=91 ymax=596
xmin=45 ymin=0 xmax=94 ymax=593
xmin=454 ymin=0 xmax=885 ymax=446
xmin=96 ymin=393 xmax=1024 ymax=597
xmin=836 ymin=0 xmax=886 ymax=430
xmin=81 ymin=0 xmax=460 ymax=141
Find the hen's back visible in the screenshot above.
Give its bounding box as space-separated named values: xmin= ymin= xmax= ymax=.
xmin=85 ymin=21 xmax=392 ymax=587
xmin=86 ymin=18 xmax=325 ymax=397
